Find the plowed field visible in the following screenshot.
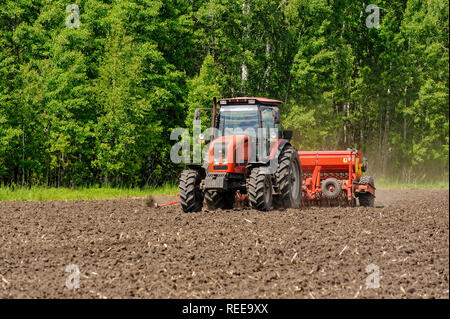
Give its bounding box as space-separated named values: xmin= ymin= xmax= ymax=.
xmin=0 ymin=189 xmax=448 ymax=298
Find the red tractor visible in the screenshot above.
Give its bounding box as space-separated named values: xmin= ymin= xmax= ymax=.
xmin=179 ymin=97 xmax=375 ymax=212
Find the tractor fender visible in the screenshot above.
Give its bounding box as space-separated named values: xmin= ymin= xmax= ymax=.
xmin=270 ymin=139 xmax=291 ymax=162
xmin=186 ymin=164 xmax=206 ymax=179
xmin=247 ymin=139 xmax=291 ymax=174
xmin=248 ymin=139 xmax=291 ymax=164
xmin=267 ymin=140 xmax=294 ymax=174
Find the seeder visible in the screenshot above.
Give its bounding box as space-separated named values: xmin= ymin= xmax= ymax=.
xmin=299 ymin=149 xmax=375 ymax=207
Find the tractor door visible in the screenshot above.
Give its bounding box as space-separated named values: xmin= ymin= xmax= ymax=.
xmin=261 ymin=107 xmax=276 ymax=160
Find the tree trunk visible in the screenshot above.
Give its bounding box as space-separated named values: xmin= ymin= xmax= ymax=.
xmin=22 ymin=124 xmax=25 ymax=188
xmin=241 ymin=0 xmax=250 ymax=94
xmin=382 ymin=93 xmax=390 ymax=176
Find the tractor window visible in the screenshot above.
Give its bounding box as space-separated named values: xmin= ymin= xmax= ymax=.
xmin=218 ymin=106 xmax=259 ymax=137
xmin=261 ymin=108 xmax=275 ymax=128
xmin=261 ymin=108 xmax=280 ymax=139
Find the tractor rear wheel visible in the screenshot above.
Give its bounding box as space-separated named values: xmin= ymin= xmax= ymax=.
xmin=273 ymin=146 xmax=302 ymax=209
xmin=204 ymin=190 xmax=235 ymax=210
xmin=179 ymin=169 xmax=204 ymax=213
xmin=358 ymin=175 xmax=375 ymax=207
xmin=247 ymin=167 xmax=272 ymax=211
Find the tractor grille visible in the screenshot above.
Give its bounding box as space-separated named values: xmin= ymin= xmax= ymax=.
xmin=213 ymin=165 xmax=228 ymax=170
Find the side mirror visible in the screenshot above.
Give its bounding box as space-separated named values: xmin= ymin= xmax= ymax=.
xmin=194 ymin=108 xmax=201 ymax=125
xmin=273 ymin=107 xmax=281 ymax=124
xmin=282 ymin=130 xmax=293 ymax=140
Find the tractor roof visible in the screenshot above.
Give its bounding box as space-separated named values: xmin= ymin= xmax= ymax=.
xmin=218 ymin=97 xmax=282 ymax=106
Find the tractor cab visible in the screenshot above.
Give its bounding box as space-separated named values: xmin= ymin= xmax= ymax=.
xmin=216 ymin=97 xmax=282 ymax=138
xmin=194 ymin=97 xmax=292 ymax=140
xmin=193 ymin=97 xmax=293 ymax=168
xmin=215 ymin=98 xmax=295 ymax=165
xmin=208 ymin=97 xmax=292 ymax=169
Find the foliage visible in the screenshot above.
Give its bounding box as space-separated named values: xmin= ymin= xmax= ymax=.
xmin=0 ymin=183 xmax=178 ymax=201
xmin=0 ymin=0 xmax=448 ymax=187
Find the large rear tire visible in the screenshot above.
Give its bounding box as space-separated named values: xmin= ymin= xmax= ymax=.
xmin=179 ymin=169 xmax=204 ymax=213
xmin=358 ymin=175 xmax=375 ymax=207
xmin=247 ymin=167 xmax=272 ymax=211
xmin=273 ymin=146 xmax=302 ymax=209
xmin=204 ymin=190 xmax=235 ymax=210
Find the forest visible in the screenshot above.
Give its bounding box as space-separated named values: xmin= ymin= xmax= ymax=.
xmin=0 ymin=0 xmax=448 ymax=188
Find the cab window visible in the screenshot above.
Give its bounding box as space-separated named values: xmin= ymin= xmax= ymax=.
xmin=261 ymin=108 xmax=275 ymax=128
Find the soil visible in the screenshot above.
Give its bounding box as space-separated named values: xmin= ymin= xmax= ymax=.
xmin=0 ymin=188 xmax=448 ymax=298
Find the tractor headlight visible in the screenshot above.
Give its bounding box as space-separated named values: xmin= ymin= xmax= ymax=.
xmin=213 ymin=157 xmax=228 ymax=164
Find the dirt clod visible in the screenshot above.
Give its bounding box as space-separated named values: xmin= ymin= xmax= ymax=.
xmin=146 ymin=196 xmax=155 ymax=208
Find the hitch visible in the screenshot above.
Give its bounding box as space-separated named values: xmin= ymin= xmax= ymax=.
xmin=154 ymin=200 xmax=180 ymax=209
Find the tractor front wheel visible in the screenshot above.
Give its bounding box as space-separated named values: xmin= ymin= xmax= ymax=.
xmin=204 ymin=190 xmax=235 ymax=210
xmin=179 ymin=169 xmax=204 ymax=213
xmin=248 ymin=167 xmax=272 ymax=211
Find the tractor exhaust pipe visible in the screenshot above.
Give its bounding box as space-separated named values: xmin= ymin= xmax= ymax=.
xmin=211 ymin=97 xmax=217 ymax=140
